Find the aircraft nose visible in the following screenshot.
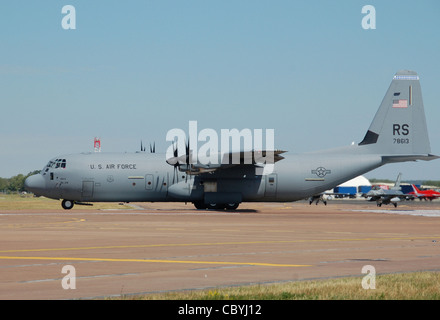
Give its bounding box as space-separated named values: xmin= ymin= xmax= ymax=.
xmin=24 ymin=174 xmax=46 ymax=195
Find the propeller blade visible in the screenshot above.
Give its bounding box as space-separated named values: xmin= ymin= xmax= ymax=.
xmin=173 ymin=141 xmax=178 ymax=157
xmin=186 ymin=138 xmax=190 ymax=165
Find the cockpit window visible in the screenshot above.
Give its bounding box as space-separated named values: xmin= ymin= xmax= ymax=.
xmin=44 ymin=159 xmax=67 ymax=170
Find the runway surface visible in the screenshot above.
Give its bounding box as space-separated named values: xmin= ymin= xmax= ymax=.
xmin=1 ymin=200 xmax=440 ymax=299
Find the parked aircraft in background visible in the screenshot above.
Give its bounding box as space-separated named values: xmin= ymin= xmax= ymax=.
xmin=24 ymin=70 xmax=438 ymax=210
xmin=409 ymin=184 xmax=440 ymax=201
xmin=363 ymin=173 xmax=414 ymax=207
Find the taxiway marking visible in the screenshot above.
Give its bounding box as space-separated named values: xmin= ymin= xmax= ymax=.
xmin=1 ymin=235 xmax=440 ymax=254
xmin=0 ymin=256 xmax=310 ymax=267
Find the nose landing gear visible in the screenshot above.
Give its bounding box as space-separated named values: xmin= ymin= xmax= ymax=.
xmin=61 ymin=199 xmax=74 ymax=210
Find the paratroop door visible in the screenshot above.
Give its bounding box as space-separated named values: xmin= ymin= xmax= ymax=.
xmin=82 ymin=181 xmax=94 ymax=199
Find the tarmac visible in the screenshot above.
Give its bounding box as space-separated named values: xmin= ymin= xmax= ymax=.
xmin=1 ymin=200 xmax=440 ymax=299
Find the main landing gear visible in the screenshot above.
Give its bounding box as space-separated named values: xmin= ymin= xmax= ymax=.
xmin=193 ymin=201 xmax=240 ymax=210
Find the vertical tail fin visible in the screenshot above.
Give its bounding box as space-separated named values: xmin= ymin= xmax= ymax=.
xmin=411 ymin=184 xmax=421 ymax=194
xmin=359 ymin=70 xmax=436 ymax=161
xmin=391 ymin=172 xmax=402 ymax=190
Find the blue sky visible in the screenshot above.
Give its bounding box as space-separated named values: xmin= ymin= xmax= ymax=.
xmin=1 ymin=0 xmax=439 ymax=180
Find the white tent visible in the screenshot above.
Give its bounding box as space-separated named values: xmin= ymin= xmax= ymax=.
xmin=339 ymin=175 xmax=371 ymax=187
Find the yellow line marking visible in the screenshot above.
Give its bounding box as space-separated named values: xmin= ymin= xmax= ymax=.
xmin=1 ymin=235 xmax=439 ymax=254
xmin=0 ymin=256 xmax=310 ymax=267
xmin=2 ymin=235 xmax=438 ymax=268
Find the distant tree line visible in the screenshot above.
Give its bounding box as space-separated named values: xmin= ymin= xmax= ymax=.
xmin=0 ymin=171 xmax=40 ymax=193
xmin=422 ymin=181 xmax=440 ymax=188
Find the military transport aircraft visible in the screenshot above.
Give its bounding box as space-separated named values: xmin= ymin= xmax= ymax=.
xmin=25 ymin=70 xmax=438 ymax=210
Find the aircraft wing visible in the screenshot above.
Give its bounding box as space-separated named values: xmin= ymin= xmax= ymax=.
xmin=364 ymin=193 xmax=415 ymax=201
xmin=167 ymin=149 xmax=287 ymax=175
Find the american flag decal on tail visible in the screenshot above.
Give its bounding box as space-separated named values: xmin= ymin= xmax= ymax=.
xmin=392 ymin=99 xmax=408 ymax=108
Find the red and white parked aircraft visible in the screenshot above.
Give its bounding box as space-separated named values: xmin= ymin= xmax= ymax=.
xmin=409 ymin=184 xmax=440 ymax=201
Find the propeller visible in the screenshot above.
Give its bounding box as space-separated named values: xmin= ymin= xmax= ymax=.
xmin=166 ymin=138 xmax=193 ymax=183
xmin=169 ymin=141 xmax=179 ymax=184
xmin=185 ymin=138 xmax=191 ymax=182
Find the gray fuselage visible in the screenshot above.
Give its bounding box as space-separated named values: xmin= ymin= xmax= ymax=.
xmin=28 ymin=147 xmax=383 ymax=204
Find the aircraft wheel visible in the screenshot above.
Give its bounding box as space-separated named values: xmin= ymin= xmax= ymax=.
xmin=207 ymin=203 xmax=224 ymax=210
xmin=193 ymin=201 xmax=207 ymax=210
xmin=62 ymin=199 xmax=74 ymax=210
xmin=225 ymin=203 xmax=239 ymax=210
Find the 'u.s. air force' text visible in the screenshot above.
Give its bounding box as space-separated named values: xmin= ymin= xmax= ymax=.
xmin=89 ymin=164 xmax=137 ymax=170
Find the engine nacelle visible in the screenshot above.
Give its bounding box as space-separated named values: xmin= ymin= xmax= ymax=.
xmin=168 ymin=180 xmax=203 ymax=200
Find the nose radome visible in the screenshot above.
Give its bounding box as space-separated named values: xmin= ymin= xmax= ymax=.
xmin=24 ymin=174 xmax=46 ymax=195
